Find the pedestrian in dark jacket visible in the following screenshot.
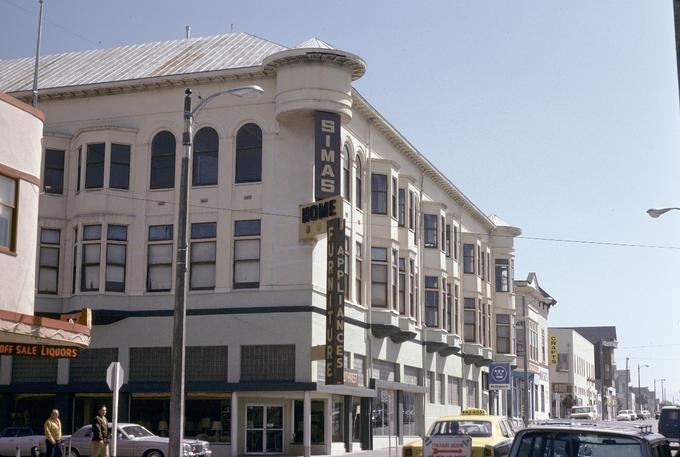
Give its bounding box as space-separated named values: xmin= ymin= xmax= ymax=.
xmin=90 ymin=405 xmax=109 ymax=457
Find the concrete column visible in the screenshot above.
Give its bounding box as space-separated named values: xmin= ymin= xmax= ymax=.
xmin=303 ymin=392 xmax=311 ymax=457
xmin=231 ymin=393 xmax=239 ymax=457
xmin=343 ymin=396 xmax=352 ymax=452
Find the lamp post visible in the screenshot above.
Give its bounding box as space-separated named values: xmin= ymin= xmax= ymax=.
xmin=647 ymin=207 xmax=680 ymax=218
xmin=637 ymin=363 xmax=649 ymax=415
xmin=625 ymin=357 xmax=630 ymax=410
xmin=169 ymin=85 xmax=263 ymax=457
xmin=660 ymin=378 xmax=667 ymax=403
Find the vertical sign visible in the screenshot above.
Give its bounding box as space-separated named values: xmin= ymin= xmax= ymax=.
xmin=315 ymin=111 xmax=341 ymax=201
xmin=549 ymin=335 xmax=558 ymax=365
xmin=326 ymin=217 xmax=345 ymax=384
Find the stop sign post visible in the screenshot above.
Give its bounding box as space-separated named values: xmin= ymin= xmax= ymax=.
xmin=106 ymin=362 xmax=124 ymax=457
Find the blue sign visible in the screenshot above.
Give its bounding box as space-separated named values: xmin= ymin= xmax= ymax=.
xmin=489 ymin=362 xmax=511 ymax=390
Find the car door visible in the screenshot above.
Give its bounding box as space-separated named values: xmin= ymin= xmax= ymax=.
xmin=114 ymin=427 xmax=135 ymax=457
xmin=0 ymin=428 xmax=18 ymax=456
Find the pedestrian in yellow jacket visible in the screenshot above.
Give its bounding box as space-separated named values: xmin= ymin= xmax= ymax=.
xmin=44 ymin=409 xmax=62 ymax=457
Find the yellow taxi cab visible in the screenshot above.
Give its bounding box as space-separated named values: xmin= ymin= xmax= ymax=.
xmin=402 ymin=408 xmax=515 ymax=457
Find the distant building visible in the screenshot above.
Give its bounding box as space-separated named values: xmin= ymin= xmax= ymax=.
xmin=615 ymin=369 xmax=634 ymax=411
xmin=510 ymin=273 xmax=556 ymax=421
xmin=631 ymin=387 xmax=655 ymax=414
xmin=554 ymin=326 xmax=617 ymax=420
xmin=548 ymin=328 xmax=596 ymax=418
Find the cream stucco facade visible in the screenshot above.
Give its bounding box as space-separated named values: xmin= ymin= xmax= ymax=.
xmin=0 ymin=34 xmax=522 ymax=456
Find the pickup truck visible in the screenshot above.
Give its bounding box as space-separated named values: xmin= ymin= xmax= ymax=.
xmin=0 ymin=427 xmax=44 ymax=457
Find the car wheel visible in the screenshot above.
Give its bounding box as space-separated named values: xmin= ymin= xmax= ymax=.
xmin=144 ymin=450 xmax=164 ymax=457
xmin=67 ymin=449 xmax=81 ymax=457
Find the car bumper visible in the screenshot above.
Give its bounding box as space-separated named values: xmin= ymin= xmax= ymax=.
xmin=185 ymin=451 xmax=211 ymax=457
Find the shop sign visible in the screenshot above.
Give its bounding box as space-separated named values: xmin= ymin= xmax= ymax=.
xmin=314 ymin=111 xmax=341 ymax=201
xmin=488 ymin=362 xmax=511 ymax=390
xmin=299 ymin=196 xmax=344 ymax=240
xmin=344 ymin=368 xmax=360 ymax=386
xmin=549 ymin=335 xmax=558 ymax=364
xmin=423 ymin=435 xmax=472 ymax=457
xmin=0 ymin=343 xmax=80 ymax=358
xmin=325 ymin=217 xmax=345 ymax=385
xmin=553 ymin=383 xmax=570 ymax=393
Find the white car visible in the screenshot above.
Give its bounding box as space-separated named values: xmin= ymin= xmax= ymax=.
xmin=0 ymin=427 xmax=44 ymax=456
xmin=640 ymin=410 xmax=651 ymax=420
xmin=569 ymin=406 xmax=598 ymax=421
xmin=41 ymin=423 xmax=210 ymax=457
xmin=616 ymin=410 xmax=634 ymax=421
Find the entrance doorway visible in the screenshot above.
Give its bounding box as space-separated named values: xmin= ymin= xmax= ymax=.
xmin=245 ymin=405 xmax=283 ymax=454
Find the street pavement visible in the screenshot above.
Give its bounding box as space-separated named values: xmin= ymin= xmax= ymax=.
xmin=315 ymin=419 xmax=661 ymax=457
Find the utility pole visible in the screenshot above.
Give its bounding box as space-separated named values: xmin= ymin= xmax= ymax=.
xmin=598 ymin=341 xmax=605 ymax=420
xmin=168 ymin=89 xmax=192 ymax=457
xmin=625 ymin=357 xmax=630 ymax=410
xmin=32 ymin=0 xmax=45 ymax=107
xmin=522 ymin=296 xmax=530 ymax=427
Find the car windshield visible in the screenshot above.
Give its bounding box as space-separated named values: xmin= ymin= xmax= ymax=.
xmin=662 ymin=410 xmax=680 ymax=422
xmin=571 ymin=408 xmax=591 ymax=414
xmin=121 ymin=425 xmax=154 ymax=438
xmin=515 ymin=432 xmax=642 ymax=457
xmin=430 ymin=420 xmax=492 ymax=437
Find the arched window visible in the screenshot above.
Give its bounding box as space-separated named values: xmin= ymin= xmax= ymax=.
xmin=342 ymin=144 xmax=351 ymax=201
xmin=355 ymin=155 xmax=363 ymax=209
xmin=235 ymin=123 xmax=262 ymax=183
xmin=150 ymin=131 xmax=176 ymax=189
xmin=193 ymin=127 xmax=219 ymax=186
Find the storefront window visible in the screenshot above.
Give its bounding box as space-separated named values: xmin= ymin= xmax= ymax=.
xmin=130 ymin=395 xmax=231 ymax=442
xmin=402 ymin=392 xmax=417 ymax=436
xmin=372 ymin=389 xmax=395 ymax=436
xmin=332 ymin=397 xmax=344 ymax=442
xmin=294 ymin=400 xmax=324 ymax=444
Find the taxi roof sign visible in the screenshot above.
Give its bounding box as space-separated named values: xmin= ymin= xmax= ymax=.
xmin=461 ymin=408 xmax=488 ymax=416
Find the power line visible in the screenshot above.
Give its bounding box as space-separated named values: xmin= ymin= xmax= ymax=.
xmin=41 ymin=184 xmax=680 ymax=251
xmin=2 ymin=0 xmax=101 ymax=48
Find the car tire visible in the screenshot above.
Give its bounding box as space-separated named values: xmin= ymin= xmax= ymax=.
xmin=67 ymin=449 xmax=80 ymax=457
xmin=144 ymin=450 xmax=164 ymax=457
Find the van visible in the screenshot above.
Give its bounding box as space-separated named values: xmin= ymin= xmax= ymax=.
xmin=658 ymin=406 xmax=680 ymax=444
xmin=570 ymin=405 xmax=598 ymax=420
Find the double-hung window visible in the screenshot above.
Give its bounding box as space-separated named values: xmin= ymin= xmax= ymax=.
xmin=464 ymin=298 xmax=476 ymax=343
xmin=391 ymin=177 xmax=397 ymax=219
xmin=441 ymin=216 xmax=446 ymax=252
xmin=496 ymin=314 xmax=510 ymax=354
xmin=105 ymin=225 xmax=127 ymax=292
xmin=190 ymin=222 xmax=216 ymax=290
xmin=38 ymin=229 xmax=60 ymax=294
xmin=234 ymin=219 xmax=261 ymax=289
xmin=408 ymin=191 xmax=415 ymax=230
xmin=446 ymin=283 xmax=452 ymax=333
xmin=495 ymin=259 xmax=510 ymax=292
xmin=453 ymin=225 xmax=459 ymax=260
xmin=110 ymin=144 xmax=131 ymax=190
xmin=85 ymin=143 xmax=105 ymax=189
xmin=454 ymin=284 xmax=460 ymax=335
xmin=370 ymin=247 xmax=388 ymax=307
xmin=463 ymin=243 xmax=475 ymax=274
xmin=43 ymin=149 xmax=64 ymax=194
xmin=425 ymin=276 xmax=439 ymax=328
xmin=445 ymin=224 xmax=451 ymax=257
xmin=0 ymin=175 xmax=17 ymax=251
xmin=424 ymin=214 xmax=438 ymax=248
xmin=398 ymin=189 xmax=405 ymax=226
xmin=398 ymin=257 xmax=406 ymax=315
xmin=355 ymin=242 xmax=363 ymax=305
xmin=355 ymin=157 xmax=363 ymax=209
xmin=392 ymin=249 xmax=398 ymax=309
xmin=147 ymin=225 xmax=173 ymax=292
xmin=81 ymin=225 xmax=102 ymax=291
xmin=371 ymin=174 xmax=388 ymax=215
xmin=409 ymin=259 xmax=415 ymax=317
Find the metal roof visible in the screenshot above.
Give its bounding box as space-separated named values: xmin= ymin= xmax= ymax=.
xmin=0 ymin=32 xmax=286 ymax=93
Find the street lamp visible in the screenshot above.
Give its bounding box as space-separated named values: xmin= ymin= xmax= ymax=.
xmin=637 ymin=363 xmax=650 ymax=415
xmin=169 ymin=85 xmax=264 ymax=457
xmin=646 ymin=207 xmax=680 ymax=218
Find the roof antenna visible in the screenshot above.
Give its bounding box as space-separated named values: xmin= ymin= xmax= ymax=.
xmin=185 ymin=25 xmax=191 ymax=39
xmin=32 ymin=0 xmax=45 ymax=108
xmin=230 ymin=23 xmax=234 ymax=33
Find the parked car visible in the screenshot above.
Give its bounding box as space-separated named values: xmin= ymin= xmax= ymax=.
xmin=40 ymin=423 xmax=210 ymax=457
xmin=640 ymin=410 xmax=651 ymax=420
xmin=616 ymin=410 xmax=634 ymax=421
xmin=507 ymin=422 xmax=671 ymax=457
xmin=658 ymin=406 xmax=680 ymax=445
xmin=402 ymin=408 xmax=515 ymax=457
xmin=656 ymin=410 xmax=661 ymax=420
xmin=569 ymin=405 xmax=598 ymax=421
xmin=629 ymin=411 xmax=638 ymax=420
xmin=0 ymin=427 xmax=44 ymax=456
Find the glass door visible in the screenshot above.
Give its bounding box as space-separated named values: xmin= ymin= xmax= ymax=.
xmin=246 ymin=405 xmax=283 ymax=454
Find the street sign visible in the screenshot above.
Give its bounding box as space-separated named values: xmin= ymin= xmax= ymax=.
xmin=423 ymin=435 xmax=471 ymax=457
xmin=106 ymin=362 xmax=124 ymax=457
xmin=489 ymin=362 xmax=511 ymax=390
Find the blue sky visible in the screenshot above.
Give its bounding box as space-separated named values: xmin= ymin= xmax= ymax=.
xmin=2 ymin=0 xmax=680 ymax=400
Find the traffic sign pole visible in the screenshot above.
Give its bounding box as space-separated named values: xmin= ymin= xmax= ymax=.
xmin=107 ymin=362 xmax=124 ymax=457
